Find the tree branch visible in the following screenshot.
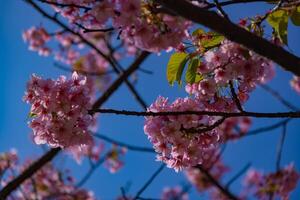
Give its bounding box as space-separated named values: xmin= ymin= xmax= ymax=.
xmin=133 ymin=164 xmax=165 ymax=200
xmin=0 ymin=148 xmax=61 ymax=199
xmin=91 ymin=108 xmax=300 ymax=118
xmin=94 ymin=134 xmax=155 ymax=153
xmin=196 ymin=165 xmax=239 ymax=200
xmin=155 ymin=0 xmax=300 ymax=76
xmin=25 ymin=0 xmax=150 ymax=110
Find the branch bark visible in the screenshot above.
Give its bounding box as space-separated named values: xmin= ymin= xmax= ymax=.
xmin=156 ymin=0 xmax=300 ymax=76
xmin=91 ymin=108 xmax=300 ymax=118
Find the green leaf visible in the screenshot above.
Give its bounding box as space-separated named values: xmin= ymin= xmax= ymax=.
xmin=192 ymin=28 xmax=205 ymax=37
xmin=167 ymin=52 xmax=189 ymax=85
xmin=202 ymin=32 xmax=224 ymax=49
xmin=29 ymin=112 xmax=37 ymax=118
xmin=267 ymin=10 xmax=289 ymax=45
xmin=291 ymin=6 xmax=300 ymax=26
xmin=185 ymin=58 xmax=200 ymax=84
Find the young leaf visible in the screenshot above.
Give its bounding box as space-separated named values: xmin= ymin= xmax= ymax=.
xmin=167 ymin=52 xmax=188 ymax=85
xmin=267 ymin=10 xmax=289 ymax=45
xmin=202 ymin=32 xmax=224 ymax=49
xmin=185 ymin=58 xmax=200 ymax=84
xmin=291 ymin=6 xmax=300 ymax=26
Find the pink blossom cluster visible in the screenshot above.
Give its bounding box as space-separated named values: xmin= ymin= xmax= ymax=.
xmin=22 ymin=26 xmax=51 ymax=56
xmin=113 ymin=0 xmax=190 ymax=52
xmin=23 ymin=72 xmax=94 ymax=149
xmin=185 ymin=157 xmax=229 ymax=192
xmin=15 ymin=164 xmax=95 ymax=200
xmin=186 ymin=40 xmax=274 ymax=101
xmin=47 ymin=0 xmax=190 ymax=52
xmin=290 ymin=76 xmax=300 ymax=94
xmin=161 ymin=186 xmax=189 ymax=200
xmin=0 ymin=150 xmax=95 ymax=199
xmin=244 ymin=163 xmax=300 ymax=200
xmin=144 ymin=96 xmax=223 ymax=171
xmin=104 ymin=144 xmax=127 ymax=173
xmin=68 ymin=141 xmax=104 ymax=163
xmin=0 ymin=149 xmax=18 ymax=176
xmin=219 ymin=117 xmax=251 ymax=141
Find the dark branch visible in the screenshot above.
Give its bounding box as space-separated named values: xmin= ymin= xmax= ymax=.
xmin=196 ymin=165 xmax=239 ymax=200
xmin=94 ymin=134 xmax=155 ymax=153
xmin=229 ymin=81 xmax=244 ymax=112
xmin=245 ymin=119 xmax=290 ymax=136
xmin=54 ymin=62 xmax=114 ymax=77
xmin=76 ymin=155 xmax=107 ymax=188
xmin=0 ymin=148 xmax=61 ymax=199
xmin=156 ymin=0 xmax=300 ymax=76
xmin=259 ymin=84 xmax=299 ymax=111
xmin=133 ymin=164 xmax=165 ymax=200
xmin=91 ymin=108 xmax=300 ymax=119
xmin=276 ymin=122 xmax=287 ymax=171
xmin=38 ymin=0 xmax=91 ymax=11
xmin=92 ymin=51 xmax=150 ymax=109
xmin=226 ymin=163 xmax=251 ymax=188
xmin=26 ymin=0 xmax=150 ymax=110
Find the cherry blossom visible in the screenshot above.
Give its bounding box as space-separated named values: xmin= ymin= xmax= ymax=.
xmin=290 ymin=76 xmax=300 ymax=94
xmin=23 ymin=72 xmax=94 ymax=149
xmin=244 ymin=163 xmax=300 ymax=200
xmin=144 ymin=96 xmax=223 ymax=171
xmin=185 ymin=40 xmax=274 ymax=102
xmin=22 ymin=26 xmax=51 ymax=56
xmin=161 ymin=186 xmax=189 ymax=200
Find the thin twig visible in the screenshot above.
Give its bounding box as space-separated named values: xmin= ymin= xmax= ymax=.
xmin=246 ymin=119 xmax=290 ymax=136
xmin=229 ymin=81 xmax=244 ymax=112
xmin=54 ymin=62 xmax=114 ymax=77
xmin=259 ymin=84 xmax=299 ymax=111
xmin=156 ymin=0 xmax=300 ymax=76
xmin=76 ymin=156 xmax=107 ymax=188
xmin=133 ymin=164 xmax=165 ymax=200
xmin=276 ymin=122 xmax=287 ymax=171
xmin=213 ymin=0 xmax=230 ymax=19
xmin=91 ymin=108 xmax=300 ymax=119
xmin=196 ymin=165 xmax=239 ymax=200
xmin=94 ymin=134 xmax=155 ymax=153
xmin=226 ymin=163 xmax=251 ymax=188
xmin=26 ymin=0 xmax=150 ymax=110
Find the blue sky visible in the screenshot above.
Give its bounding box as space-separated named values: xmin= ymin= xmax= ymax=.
xmin=0 ymin=1 xmax=299 ymax=199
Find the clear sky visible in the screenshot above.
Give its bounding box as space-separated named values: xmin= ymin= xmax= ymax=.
xmin=0 ymin=1 xmax=299 ymax=199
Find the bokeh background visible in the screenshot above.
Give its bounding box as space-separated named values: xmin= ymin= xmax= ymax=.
xmin=0 ymin=1 xmax=300 ymax=199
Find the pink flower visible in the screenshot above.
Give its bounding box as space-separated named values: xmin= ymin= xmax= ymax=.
xmin=24 ymin=72 xmax=94 ymax=149
xmin=244 ymin=163 xmax=300 ymax=200
xmin=161 ymin=186 xmax=189 ymax=200
xmin=290 ymin=76 xmax=300 ymax=94
xmin=144 ymin=97 xmax=222 ymax=171
xmin=22 ymin=27 xmax=51 ymax=56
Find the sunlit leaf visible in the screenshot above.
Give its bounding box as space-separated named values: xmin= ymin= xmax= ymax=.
xmin=267 ymin=10 xmax=289 ymax=45
xmin=167 ymin=52 xmax=189 ymax=85
xmin=291 ymin=6 xmax=300 ymax=26
xmin=185 ymin=58 xmax=201 ymax=84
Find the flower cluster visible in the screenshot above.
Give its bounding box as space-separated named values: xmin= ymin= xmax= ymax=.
xmin=186 ymin=40 xmax=274 ymax=101
xmin=0 ymin=149 xmax=18 ymax=176
xmin=161 ymin=186 xmax=189 ymax=200
xmin=244 ymin=163 xmax=300 ymax=200
xmin=46 ymin=0 xmax=190 ymax=52
xmin=0 ymin=150 xmax=95 ymax=200
xmin=290 ymin=76 xmax=300 ymax=94
xmin=113 ymin=0 xmax=190 ymax=52
xmin=185 ymin=157 xmax=229 ymax=192
xmin=104 ymin=144 xmax=127 ymax=173
xmin=22 ymin=26 xmax=51 ymax=56
xmin=144 ymin=96 xmax=223 ymax=171
xmin=23 ymin=72 xmax=94 ymax=149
